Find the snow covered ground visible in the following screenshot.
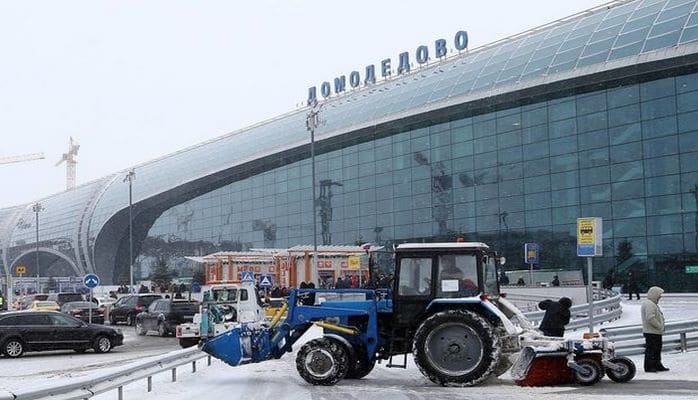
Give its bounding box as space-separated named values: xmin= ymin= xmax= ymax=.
xmin=2 ymin=297 xmax=697 ymax=399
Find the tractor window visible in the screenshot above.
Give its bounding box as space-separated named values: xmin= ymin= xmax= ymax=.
xmin=483 ymin=254 xmax=499 ymax=296
xmin=397 ymin=258 xmax=432 ymax=296
xmin=437 ymin=255 xmax=479 ymax=298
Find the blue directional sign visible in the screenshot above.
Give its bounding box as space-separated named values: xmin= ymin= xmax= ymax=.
xmin=259 ymin=275 xmax=273 ymax=288
xmin=240 ymin=271 xmax=255 ymax=283
xmin=83 ymin=273 xmax=100 ymax=289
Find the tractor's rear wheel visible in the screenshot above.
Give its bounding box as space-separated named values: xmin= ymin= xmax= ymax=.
xmin=296 ymin=337 xmax=349 ymax=386
xmin=346 ymin=346 xmax=376 ymax=379
xmin=413 ymin=309 xmax=501 ymax=387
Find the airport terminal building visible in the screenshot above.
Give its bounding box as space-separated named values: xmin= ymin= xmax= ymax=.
xmin=2 ymin=0 xmax=698 ymax=292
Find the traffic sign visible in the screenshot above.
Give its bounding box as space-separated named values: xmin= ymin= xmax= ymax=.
xmin=686 ymin=266 xmax=698 ymax=274
xmin=15 ymin=265 xmax=26 ymax=275
xmin=259 ymin=275 xmax=273 ymax=288
xmin=524 ymin=243 xmax=539 ymax=265
xmin=577 ymin=217 xmax=603 ymax=257
xmin=83 ymin=273 xmax=100 ymax=289
xmin=240 ymin=271 xmax=255 ymax=283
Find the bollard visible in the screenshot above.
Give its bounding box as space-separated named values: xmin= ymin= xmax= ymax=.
xmin=192 ymin=360 xmax=197 ymax=373
xmin=208 ymin=355 xmax=212 ymax=366
xmin=680 ymin=332 xmax=687 ymax=352
xmin=172 ymin=367 xmax=177 ymax=382
xmin=147 ymin=376 xmax=152 ymax=392
xmin=118 ymin=386 xmax=123 ymax=400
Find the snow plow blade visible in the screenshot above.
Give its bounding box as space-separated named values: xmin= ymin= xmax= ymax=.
xmin=200 ymin=327 xmax=244 ymax=366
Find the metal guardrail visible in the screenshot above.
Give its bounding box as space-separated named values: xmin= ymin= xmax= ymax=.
xmin=4 ymin=346 xmax=210 ymax=400
xmin=600 ymin=319 xmax=698 ymax=356
xmin=522 ymin=291 xmax=623 ymax=331
xmin=506 ymin=287 xmax=614 ymax=313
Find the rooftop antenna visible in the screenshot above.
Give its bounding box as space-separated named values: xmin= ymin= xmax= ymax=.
xmin=56 ymin=137 xmax=80 ymax=190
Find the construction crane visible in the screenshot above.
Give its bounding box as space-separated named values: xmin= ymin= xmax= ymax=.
xmin=0 ymin=152 xmax=45 ymax=166
xmin=55 ymin=137 xmax=80 ymax=190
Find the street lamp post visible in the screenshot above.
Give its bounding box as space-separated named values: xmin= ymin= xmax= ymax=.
xmin=123 ymin=169 xmax=136 ymax=294
xmin=306 ymin=101 xmax=323 ymax=285
xmin=32 ymin=202 xmax=43 ymax=293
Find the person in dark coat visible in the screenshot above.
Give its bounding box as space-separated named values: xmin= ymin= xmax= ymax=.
xmin=306 ymin=282 xmax=316 ymax=306
xmin=551 ymin=275 xmax=560 ymax=287
xmin=626 ymin=271 xmax=640 ymax=300
xmin=499 ymin=271 xmax=510 ymax=286
xmin=538 ymin=297 xmax=572 ymax=337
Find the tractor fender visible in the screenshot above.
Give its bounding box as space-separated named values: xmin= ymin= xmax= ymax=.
xmin=426 ymin=299 xmax=520 ymax=336
xmin=322 ymin=333 xmax=357 ymax=358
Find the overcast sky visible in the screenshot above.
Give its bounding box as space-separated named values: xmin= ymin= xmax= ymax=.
xmin=0 ymin=0 xmax=609 ymax=208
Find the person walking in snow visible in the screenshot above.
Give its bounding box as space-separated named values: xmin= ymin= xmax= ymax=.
xmin=641 ymin=286 xmax=669 ymax=373
xmin=538 ymin=297 xmax=572 ymax=337
xmin=626 ymin=270 xmax=641 ymax=300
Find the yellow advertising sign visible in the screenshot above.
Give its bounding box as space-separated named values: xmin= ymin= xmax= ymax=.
xmin=577 ymin=219 xmax=596 ymax=245
xmin=16 ymin=265 xmax=26 ymax=275
xmin=347 ymin=255 xmax=360 ymax=270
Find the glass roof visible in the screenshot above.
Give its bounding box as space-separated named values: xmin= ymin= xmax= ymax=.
xmin=4 ymin=0 xmax=698 ymax=249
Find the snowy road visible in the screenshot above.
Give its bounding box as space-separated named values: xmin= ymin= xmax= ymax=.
xmin=1 ymin=296 xmax=697 ymax=399
xmin=0 ymin=324 xmax=178 ymax=391
xmin=87 ymin=340 xmax=698 ymax=400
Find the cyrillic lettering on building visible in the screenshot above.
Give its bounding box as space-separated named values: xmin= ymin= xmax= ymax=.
xmin=397 ymin=52 xmax=411 ymax=75
xmin=365 ymin=65 xmax=376 ymax=85
xmin=333 ymin=76 xmax=346 ymax=94
xmin=307 ymin=87 xmax=317 ymax=105
xmin=381 ymin=58 xmax=391 ymax=78
xmin=416 ymin=45 xmax=429 ymax=64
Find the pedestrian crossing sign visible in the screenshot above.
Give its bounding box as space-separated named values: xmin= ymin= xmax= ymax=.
xmin=241 ymin=271 xmax=255 ymax=282
xmin=259 ymin=275 xmax=273 ymax=288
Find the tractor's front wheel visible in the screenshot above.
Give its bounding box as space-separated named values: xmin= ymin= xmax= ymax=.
xmin=413 ymin=309 xmax=501 ymax=387
xmin=296 ymin=337 xmax=349 ymax=386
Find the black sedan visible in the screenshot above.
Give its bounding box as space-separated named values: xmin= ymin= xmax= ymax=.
xmin=135 ymin=299 xmax=199 ymax=337
xmin=61 ymin=301 xmax=105 ymax=324
xmin=0 ymin=311 xmax=123 ymax=358
xmin=109 ymin=294 xmax=162 ymax=326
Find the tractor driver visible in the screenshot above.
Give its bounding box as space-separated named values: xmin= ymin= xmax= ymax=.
xmin=438 ymin=255 xmax=479 ymax=297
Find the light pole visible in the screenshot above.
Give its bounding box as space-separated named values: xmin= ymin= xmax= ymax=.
xmin=123 ymin=169 xmax=136 ymax=294
xmin=306 ymin=101 xmax=323 ymax=285
xmin=32 ymin=202 xmax=43 ymax=293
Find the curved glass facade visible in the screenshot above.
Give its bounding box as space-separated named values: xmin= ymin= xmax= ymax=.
xmin=2 ymin=0 xmax=698 ymax=291
xmin=141 ymin=71 xmax=698 ymax=291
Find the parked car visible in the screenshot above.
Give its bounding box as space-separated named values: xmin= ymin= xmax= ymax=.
xmin=0 ymin=311 xmax=123 ymax=358
xmin=46 ymin=293 xmax=84 ymax=307
xmin=109 ymin=294 xmax=162 ymax=326
xmin=30 ymin=301 xmax=60 ymax=311
xmin=61 ymin=301 xmax=105 ymax=324
xmin=135 ymin=299 xmax=200 ymax=337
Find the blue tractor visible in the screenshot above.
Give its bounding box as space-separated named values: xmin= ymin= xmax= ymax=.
xmin=200 ymin=242 xmax=524 ymax=386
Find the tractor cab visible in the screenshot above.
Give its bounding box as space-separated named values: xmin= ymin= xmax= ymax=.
xmin=392 ymin=242 xmax=502 ymax=327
